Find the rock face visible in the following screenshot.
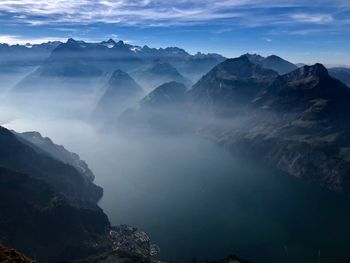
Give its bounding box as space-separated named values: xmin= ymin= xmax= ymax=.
xmin=109 ymin=225 xmax=151 ymax=258
xmin=0 ymin=244 xmax=34 ymax=263
xmin=0 ymin=127 xmax=102 ymax=202
xmin=0 ymin=166 xmax=111 ymax=263
xmin=15 ymin=131 xmax=95 ymax=182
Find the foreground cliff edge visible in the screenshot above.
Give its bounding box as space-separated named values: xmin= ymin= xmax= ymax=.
xmin=0 ymin=126 xmax=163 ymax=262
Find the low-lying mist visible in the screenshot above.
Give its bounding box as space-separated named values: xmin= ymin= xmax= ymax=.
xmin=3 ymin=90 xmax=350 ymax=263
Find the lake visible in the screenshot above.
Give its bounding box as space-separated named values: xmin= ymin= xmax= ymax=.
xmin=5 ymin=117 xmax=350 ymax=263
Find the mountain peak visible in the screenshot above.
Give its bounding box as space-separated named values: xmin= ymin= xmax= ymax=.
xmin=107 ymin=38 xmax=116 ymax=43
xmin=110 ymin=69 xmax=132 ymax=81
xmin=141 ymin=81 xmax=187 ymax=108
xmin=116 ymin=40 xmax=125 ymax=46
xmin=242 ymin=53 xmax=265 ymax=64
xmin=216 ymin=56 xmax=277 ymax=79
xmin=67 ymin=38 xmax=77 ymax=44
xmin=289 ymin=63 xmax=329 ymax=79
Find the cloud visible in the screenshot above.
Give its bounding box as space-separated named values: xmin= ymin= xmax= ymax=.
xmin=290 ymin=13 xmax=334 ymax=24
xmin=0 ymin=34 xmax=66 ymax=44
xmin=0 ymin=0 xmax=348 ymax=29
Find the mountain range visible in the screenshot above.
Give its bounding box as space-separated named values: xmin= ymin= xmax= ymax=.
xmin=13 ymin=38 xmax=223 ymax=94
xmin=119 ymin=56 xmax=350 ymax=197
xmin=2 ymin=38 xmax=350 ymax=262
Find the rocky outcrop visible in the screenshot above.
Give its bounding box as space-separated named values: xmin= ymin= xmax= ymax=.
xmin=0 ymin=244 xmax=34 ymax=263
xmin=0 ymin=126 xmax=102 ymax=202
xmin=15 ymin=131 xmax=95 ymax=182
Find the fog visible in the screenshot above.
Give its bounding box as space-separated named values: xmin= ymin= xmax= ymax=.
xmin=3 ymin=88 xmax=350 ymax=263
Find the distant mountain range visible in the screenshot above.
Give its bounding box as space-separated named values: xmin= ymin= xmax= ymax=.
xmin=13 ymin=38 xmax=223 ymax=93
xmin=2 ymin=38 xmax=350 ymax=262
xmin=0 ymin=41 xmax=61 ymax=70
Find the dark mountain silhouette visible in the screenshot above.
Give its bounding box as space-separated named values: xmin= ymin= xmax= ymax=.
xmin=15 ymin=131 xmax=96 ymax=182
xmin=189 ymin=56 xmax=278 ymax=116
xmin=0 ymin=126 xmax=111 ymax=262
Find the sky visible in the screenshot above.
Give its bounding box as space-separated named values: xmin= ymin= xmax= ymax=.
xmin=0 ymin=0 xmax=349 ymax=66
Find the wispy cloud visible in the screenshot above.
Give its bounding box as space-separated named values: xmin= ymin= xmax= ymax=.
xmin=290 ymin=13 xmax=334 ymax=24
xmin=0 ymin=34 xmax=66 ymax=44
xmin=0 ymin=0 xmax=348 ymax=28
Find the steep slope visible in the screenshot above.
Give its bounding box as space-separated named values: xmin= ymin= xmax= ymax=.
xmin=93 ymin=70 xmax=144 ymax=122
xmin=328 ymin=67 xmax=350 ymax=87
xmin=190 ymin=56 xmax=278 ymax=117
xmin=140 ymin=81 xmax=187 ymax=108
xmin=244 ymin=53 xmax=298 ymax=75
xmin=0 ymin=125 xmax=113 ymax=262
xmin=119 ymin=82 xmax=189 ymax=133
xmin=203 ymin=64 xmax=350 ymax=196
xmin=15 ymin=131 xmax=95 ymax=182
xmin=131 ymin=60 xmax=192 ymax=91
xmin=0 ymin=167 xmax=110 ymax=263
xmin=0 ymin=126 xmax=102 ymax=202
xmin=0 ymin=244 xmax=33 ymax=263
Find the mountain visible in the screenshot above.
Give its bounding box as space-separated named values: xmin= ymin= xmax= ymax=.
xmin=131 ymin=60 xmax=192 ymax=91
xmin=0 ymin=41 xmax=61 ymax=70
xmin=140 ymin=81 xmax=187 ymax=108
xmin=0 ymin=125 xmax=112 ymax=262
xmin=121 ymin=58 xmax=350 ymax=197
xmin=0 ymin=41 xmax=61 ymax=88
xmin=15 ymin=131 xmax=95 ymax=182
xmin=12 ymin=38 xmax=223 ymax=93
xmin=189 ymin=56 xmax=278 ymax=117
xmin=328 ymin=67 xmax=350 ymax=87
xmin=93 ymin=70 xmax=144 ymax=122
xmin=201 ymin=64 xmax=350 ymax=196
xmin=0 ymin=244 xmax=33 ymax=262
xmin=119 ymin=81 xmax=189 ymax=134
xmin=243 ymin=53 xmax=298 ymax=74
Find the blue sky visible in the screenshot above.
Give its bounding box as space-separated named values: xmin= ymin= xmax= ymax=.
xmin=0 ymin=0 xmax=349 ymax=66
